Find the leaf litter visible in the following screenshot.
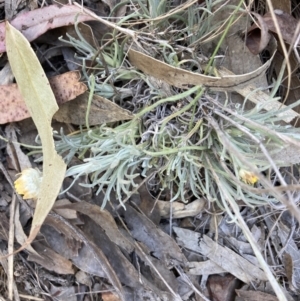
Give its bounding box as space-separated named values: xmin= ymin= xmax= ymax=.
xmin=1 ymin=1 xmax=300 ymax=301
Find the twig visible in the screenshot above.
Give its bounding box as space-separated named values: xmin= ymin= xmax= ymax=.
xmin=0 ymin=249 xmax=20 ymax=301
xmin=17 ymin=294 xmax=44 ymax=301
xmin=8 ymin=193 xmax=16 ymax=300
xmin=73 ymin=2 xmax=137 ymax=39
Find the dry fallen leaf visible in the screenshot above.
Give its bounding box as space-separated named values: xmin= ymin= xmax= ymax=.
xmin=128 ymin=48 xmax=274 ymax=91
xmin=188 ymin=261 xmax=226 ymax=275
xmin=124 ymin=205 xmax=187 ymax=266
xmin=6 ymin=21 xmax=66 ymax=247
xmin=236 ymin=290 xmax=279 ymax=301
xmin=246 ymin=12 xmax=271 ymax=55
xmin=261 ymin=10 xmax=299 ymax=45
xmin=0 ymin=71 xmax=87 ymax=124
xmin=49 ymin=71 xmax=87 ymax=104
xmin=0 ymin=5 xmax=99 ymax=53
xmin=53 ymin=199 xmax=77 ymax=219
xmin=56 ymin=201 xmax=133 ymax=253
xmin=43 ymin=214 xmax=125 ymax=301
xmin=53 ymin=91 xmax=134 ymax=125
xmin=208 ymin=274 xmax=238 ymax=301
xmin=173 ymin=227 xmax=268 ymax=283
xmin=216 ymin=68 xmax=300 ymax=123
xmin=246 ymin=10 xmax=300 ymax=55
xmin=28 ymin=241 xmax=75 ymax=275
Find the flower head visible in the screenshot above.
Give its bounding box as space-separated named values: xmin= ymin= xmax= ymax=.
xmin=239 ymin=169 xmax=258 ymax=185
xmin=14 ymin=168 xmax=42 ymax=200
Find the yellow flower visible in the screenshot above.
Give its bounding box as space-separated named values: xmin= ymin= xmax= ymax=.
xmin=239 ymin=169 xmax=258 ymax=185
xmin=14 ymin=168 xmax=42 ymax=200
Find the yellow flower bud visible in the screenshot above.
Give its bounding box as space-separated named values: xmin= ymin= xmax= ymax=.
xmin=239 ymin=169 xmax=258 ymax=185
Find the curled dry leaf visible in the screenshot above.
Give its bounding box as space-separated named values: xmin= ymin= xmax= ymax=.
xmin=0 ymin=71 xmax=87 ymax=124
xmin=246 ymin=12 xmax=271 ymax=55
xmin=262 ymin=10 xmax=300 ymax=45
xmin=0 ymin=5 xmax=98 ymax=53
xmin=128 ymin=48 xmax=273 ymax=91
xmin=246 ymin=10 xmax=300 ymax=55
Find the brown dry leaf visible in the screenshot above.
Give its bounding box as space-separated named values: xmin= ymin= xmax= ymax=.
xmin=124 ymin=204 xmax=187 ymax=266
xmin=0 ymin=5 xmax=99 ymax=53
xmin=276 ymin=224 xmax=300 ymax=289
xmin=0 ymin=71 xmax=87 ymax=124
xmin=102 ymin=292 xmax=122 ymax=301
xmin=188 ymin=261 xmax=226 ymax=275
xmin=75 ymin=270 xmax=92 ymax=286
xmin=103 ymin=0 xmax=126 ymax=18
xmin=43 ymin=214 xmax=125 ymax=301
xmin=49 ymin=284 xmax=77 ymax=301
xmin=271 ymin=0 xmax=291 ymax=12
xmin=173 ymin=227 xmax=268 ymax=283
xmin=283 ymin=252 xmax=296 ymax=291
xmin=128 ymin=48 xmax=273 ymax=91
xmin=53 ymin=199 xmax=77 ymax=220
xmin=0 ymin=212 xmax=9 ymax=241
xmin=53 ymin=92 xmax=134 ymax=125
xmin=201 ymin=0 xmax=271 ymax=113
xmin=78 ymin=213 xmax=175 ymax=300
xmin=133 ymin=182 xmax=161 ymax=225
xmin=246 ymin=12 xmax=271 ymax=55
xmin=236 ymin=290 xmax=279 ymax=301
xmin=207 ymin=274 xmax=239 ymax=301
xmin=263 ymin=10 xmax=299 ymax=45
xmin=57 ymin=201 xmax=133 ymax=253
xmin=28 ymin=242 xmax=74 ymax=275
xmin=246 ymin=10 xmax=299 ymax=54
xmin=49 ymin=71 xmax=87 ymax=104
xmin=60 ymin=198 xmax=179 ymax=298
xmin=272 ymin=50 xmax=300 ymax=127
xmin=43 ymin=209 xmax=175 ymax=300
